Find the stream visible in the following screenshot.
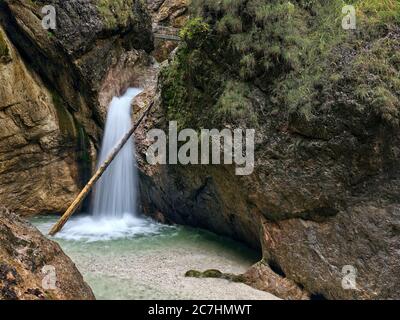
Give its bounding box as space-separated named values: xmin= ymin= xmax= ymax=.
xmin=32 ymin=215 xmax=278 ymax=300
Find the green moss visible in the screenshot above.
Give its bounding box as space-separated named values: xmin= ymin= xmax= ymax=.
xmin=160 ymin=40 xmax=228 ymax=130
xmin=52 ymin=92 xmax=92 ymax=185
xmin=76 ymin=123 xmax=92 ymax=186
xmin=185 ymin=270 xmax=202 ymax=277
xmin=51 ymin=92 xmax=77 ymax=141
xmin=0 ymin=30 xmax=10 ymax=61
xmin=96 ymin=0 xmax=135 ymax=28
xmin=185 ymin=269 xmax=244 ymax=282
xmin=202 ymin=269 xmax=223 ymax=278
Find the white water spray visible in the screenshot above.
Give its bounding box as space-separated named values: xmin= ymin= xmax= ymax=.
xmin=91 ymin=88 xmax=141 ymax=218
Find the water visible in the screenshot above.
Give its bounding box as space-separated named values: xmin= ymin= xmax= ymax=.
xmin=92 ymin=87 xmax=142 ymax=219
xmin=47 ymin=214 xmax=162 ymax=242
xmin=32 ymin=216 xmax=277 ymax=300
xmin=59 ymin=88 xmax=152 ymax=241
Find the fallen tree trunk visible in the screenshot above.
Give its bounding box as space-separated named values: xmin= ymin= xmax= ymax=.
xmin=49 ymin=101 xmax=154 ymax=236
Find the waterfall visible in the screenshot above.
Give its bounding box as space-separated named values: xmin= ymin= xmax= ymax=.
xmin=49 ymin=88 xmax=162 ymax=242
xmin=91 ymin=88 xmax=142 ymax=218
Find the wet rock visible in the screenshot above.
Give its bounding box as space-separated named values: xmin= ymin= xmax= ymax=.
xmin=0 ymin=26 xmax=82 ymax=216
xmin=0 ymin=208 xmax=94 ymax=300
xmin=259 ymin=204 xmax=400 ymax=299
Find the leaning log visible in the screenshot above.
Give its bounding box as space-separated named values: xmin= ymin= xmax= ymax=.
xmin=49 ymin=101 xmax=154 ymax=236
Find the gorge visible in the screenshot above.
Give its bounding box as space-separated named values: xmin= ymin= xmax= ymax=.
xmin=1 ymin=0 xmax=400 ymax=300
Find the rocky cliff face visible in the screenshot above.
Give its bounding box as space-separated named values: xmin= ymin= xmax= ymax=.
xmin=147 ymin=0 xmax=188 ymax=27
xmin=0 ymin=25 xmax=82 ymax=215
xmin=0 ymin=0 xmax=156 ymax=215
xmin=0 ymin=207 xmax=94 ymax=299
xmin=146 ymin=0 xmax=189 ymax=61
xmin=137 ymin=0 xmax=400 ymax=299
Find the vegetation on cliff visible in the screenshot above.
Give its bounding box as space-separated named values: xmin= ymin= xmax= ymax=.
xmin=161 ymin=0 xmax=400 ymax=131
xmin=97 ymin=0 xmax=151 ymax=29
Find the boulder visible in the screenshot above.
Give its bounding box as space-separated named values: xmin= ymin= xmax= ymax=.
xmin=0 ymin=207 xmax=94 ymax=300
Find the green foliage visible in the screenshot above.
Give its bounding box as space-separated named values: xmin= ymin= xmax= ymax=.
xmin=356 ymin=0 xmax=400 ymax=26
xmin=96 ymin=0 xmax=135 ymax=28
xmin=215 ymin=81 xmax=258 ymax=126
xmin=351 ymin=37 xmax=400 ymax=126
xmin=161 ymin=45 xmax=229 ymax=129
xmin=161 ymin=0 xmax=400 ymax=130
xmin=162 ymin=0 xmax=309 ymax=129
xmin=203 ymin=0 xmax=308 ymax=80
xmin=179 ymin=18 xmax=210 ymax=46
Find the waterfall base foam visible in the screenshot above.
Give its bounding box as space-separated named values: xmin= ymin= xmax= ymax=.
xmin=50 ymin=215 xmax=164 ymax=242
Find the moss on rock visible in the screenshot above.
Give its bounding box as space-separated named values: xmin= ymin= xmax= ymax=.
xmin=0 ymin=30 xmax=10 ymax=62
xmin=51 ymin=92 xmax=77 ymax=141
xmin=185 ymin=269 xmax=244 ymax=282
xmin=96 ymin=0 xmax=151 ymax=30
xmin=185 ymin=270 xmax=202 ymax=277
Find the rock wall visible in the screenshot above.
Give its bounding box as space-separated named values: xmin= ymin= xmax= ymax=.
xmin=0 ymin=25 xmax=82 ymax=216
xmin=136 ymin=0 xmax=400 ymax=299
xmin=0 ymin=207 xmax=95 ymax=300
xmin=147 ymin=0 xmax=188 ymax=27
